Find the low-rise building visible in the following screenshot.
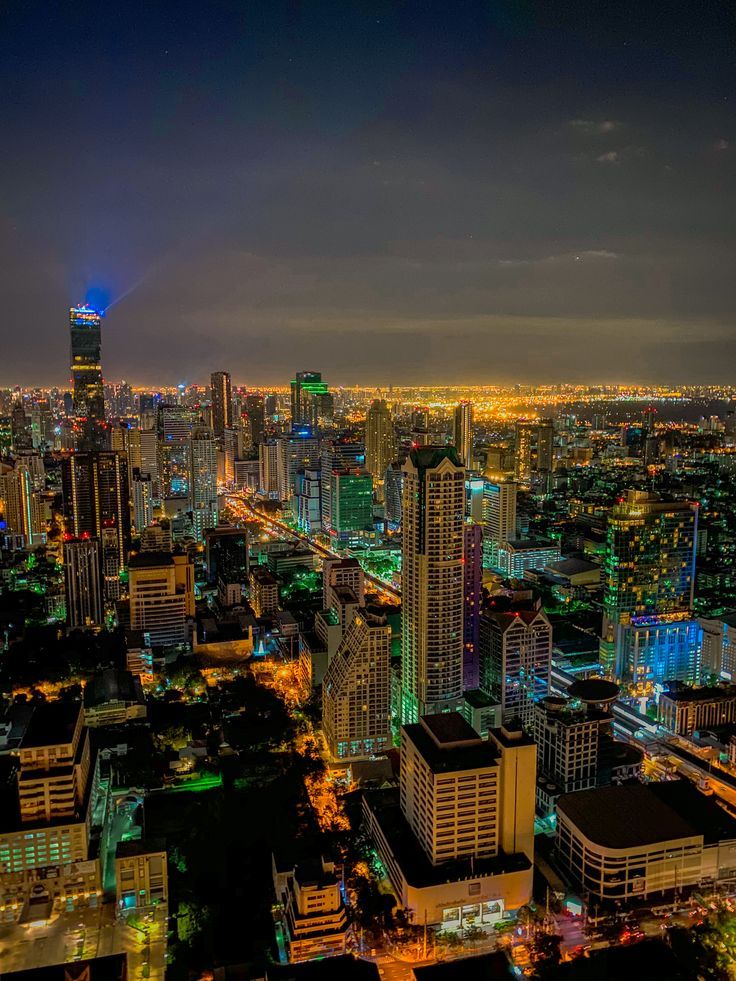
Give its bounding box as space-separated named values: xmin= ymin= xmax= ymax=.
xmin=249 ymin=567 xmax=280 ymax=617
xmin=658 ymin=685 xmax=736 ymax=737
xmin=115 ymin=839 xmax=168 ymax=912
xmin=272 ymin=855 xmax=349 ymax=963
xmin=555 ymin=780 xmax=736 ymax=905
xmin=83 ymin=669 xmax=147 ymax=727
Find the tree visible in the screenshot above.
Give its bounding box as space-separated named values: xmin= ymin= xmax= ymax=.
xmin=531 ymin=932 xmax=562 ymax=978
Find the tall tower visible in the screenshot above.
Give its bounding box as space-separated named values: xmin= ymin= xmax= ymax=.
xmin=401 ymin=446 xmax=465 ymax=722
xmin=600 ymin=490 xmax=698 ymax=678
xmin=481 ymin=479 xmax=517 ymax=569
xmin=189 ymin=426 xmax=218 ymax=540
xmin=453 ymin=401 xmax=473 ymax=470
xmin=64 ymin=538 xmax=103 ymax=628
xmin=61 ymin=451 xmax=131 ymax=575
xmin=290 ymin=371 xmax=328 ymax=429
xmin=210 ymin=371 xmax=233 ymax=439
xmin=69 ymin=304 xmax=106 ymax=451
xmin=365 ymin=399 xmax=396 ymax=498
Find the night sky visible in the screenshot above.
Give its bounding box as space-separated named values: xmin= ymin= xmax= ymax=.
xmin=1 ymin=0 xmax=734 ymax=386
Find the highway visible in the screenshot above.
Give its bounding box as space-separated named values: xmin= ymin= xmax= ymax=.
xmin=224 ymin=492 xmax=401 ymax=603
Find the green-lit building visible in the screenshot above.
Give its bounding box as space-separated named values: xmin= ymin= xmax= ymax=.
xmin=328 ymin=471 xmax=374 ymax=546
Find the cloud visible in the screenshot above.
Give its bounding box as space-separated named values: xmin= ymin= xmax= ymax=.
xmin=596 ymin=150 xmax=620 ymax=164
xmin=715 ymin=138 xmax=729 ymax=151
xmin=570 ymin=119 xmax=620 ymax=134
xmin=499 ymin=249 xmax=619 ymax=267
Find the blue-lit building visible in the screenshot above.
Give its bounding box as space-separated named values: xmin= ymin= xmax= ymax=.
xmin=69 ymin=304 xmax=107 ymax=450
xmin=617 ymin=613 xmax=702 ymax=685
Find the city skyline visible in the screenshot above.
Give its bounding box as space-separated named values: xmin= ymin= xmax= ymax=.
xmin=2 ymin=1 xmax=735 ymax=385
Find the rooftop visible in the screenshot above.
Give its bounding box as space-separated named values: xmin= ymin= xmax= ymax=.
xmin=266 ymin=955 xmax=380 ymax=980
xmin=21 ymin=702 xmax=81 ymax=750
xmin=83 ymin=669 xmax=144 ymax=708
xmin=403 ymin=715 xmax=498 ymax=774
xmin=557 ymin=780 xmax=736 ymax=850
xmin=408 ymin=445 xmax=462 ymax=472
xmin=128 ymin=551 xmax=175 ymax=569
xmin=413 ymin=952 xmax=516 ymax=980
xmin=661 ymin=685 xmax=736 ymax=703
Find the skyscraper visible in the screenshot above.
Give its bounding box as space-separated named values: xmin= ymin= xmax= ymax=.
xmin=320 ymin=439 xmax=365 ymax=532
xmin=0 ymin=460 xmax=44 ymax=547
xmin=210 ymin=371 xmax=233 ymax=439
xmin=481 ymin=479 xmax=517 ymax=569
xmin=290 ymin=371 xmax=329 ymax=429
xmin=365 ymin=399 xmax=396 ymax=498
xmin=514 ymin=418 xmax=554 ymax=486
xmin=453 ymin=401 xmax=473 ymax=470
xmin=463 ymin=522 xmax=483 ymax=689
xmin=322 ymin=611 xmax=392 ymax=761
xmin=479 ymin=606 xmax=552 ymax=726
xmin=600 ymin=490 xmax=698 ymax=679
xmin=69 ymin=304 xmax=106 ymax=451
xmin=244 ymin=393 xmax=266 ymax=446
xmin=401 ymin=446 xmax=465 ymax=722
xmin=64 ymin=538 xmax=103 ymax=628
xmin=189 ymin=426 xmax=218 ymax=540
xmin=61 ymin=451 xmax=131 ymax=575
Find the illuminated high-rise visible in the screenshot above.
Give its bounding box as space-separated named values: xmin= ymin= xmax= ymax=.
xmin=453 ymin=401 xmax=473 ymax=470
xmin=481 ymin=478 xmax=517 ymax=569
xmin=210 ymin=371 xmax=233 ymax=438
xmin=600 ymin=490 xmax=698 ymax=678
xmin=64 ymin=537 xmax=104 ymax=628
xmin=365 ymin=399 xmax=396 ymax=498
xmin=61 ymin=451 xmax=131 ymax=575
xmin=189 ymin=426 xmax=218 ymax=540
xmin=290 ymin=371 xmax=329 ymax=429
xmin=69 ymin=304 xmax=106 ymax=451
xmin=401 ymin=446 xmax=465 ymax=722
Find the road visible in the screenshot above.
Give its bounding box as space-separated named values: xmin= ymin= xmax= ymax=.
xmin=224 ymin=491 xmax=401 ymax=603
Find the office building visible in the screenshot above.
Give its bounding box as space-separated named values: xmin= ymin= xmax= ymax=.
xmin=0 ymin=702 xmax=101 ymax=915
xmin=600 ymin=490 xmax=698 ymax=677
xmin=363 ymin=713 xmax=535 ymax=929
xmin=463 ymin=522 xmax=483 ymax=689
xmin=277 ymin=432 xmax=321 ymax=502
xmin=479 ymin=606 xmax=552 ymax=725
xmin=189 ymin=426 xmax=218 ymax=540
xmin=365 ymin=399 xmax=396 ymax=498
xmin=205 ymin=525 xmax=250 ymax=588
xmin=101 ymin=525 xmax=123 ymax=600
xmin=384 ymin=461 xmax=403 ymax=529
xmin=157 ymin=403 xmax=196 ymax=497
xmin=494 ymin=539 xmax=559 ymax=579
xmin=658 ymin=685 xmax=736 ymax=737
xmin=328 ymin=470 xmax=373 ymax=545
xmin=61 ymin=451 xmax=131 ymax=574
xmin=481 ymin=479 xmax=517 ymax=570
xmin=64 ymin=538 xmax=103 ymax=629
xmin=244 ymin=392 xmax=266 ymax=446
xmin=132 ymin=472 xmax=154 ymax=533
xmin=513 ymin=418 xmax=554 ymax=487
xmin=616 ymin=613 xmax=702 ymax=686
xmin=555 ymin=781 xmax=736 ymax=905
xmin=250 ymin=567 xmax=280 ymax=617
xmin=290 ymin=371 xmax=330 ymax=429
xmin=452 ymin=401 xmax=473 ymax=470
xmin=115 ymin=840 xmax=168 ymax=912
xmin=535 ymin=678 xmax=641 ymax=816
xmin=323 ymin=557 xmax=365 ymax=609
xmin=320 ymin=440 xmax=365 ymax=532
xmin=0 ymin=461 xmax=44 ymax=547
xmin=10 ymin=400 xmax=33 ymax=451
xmin=295 ymin=468 xmax=322 ymax=534
xmin=410 ymin=406 xmax=430 ymax=447
xmin=322 ymin=611 xmax=392 ymax=760
xmin=401 ymin=447 xmax=465 ymax=722
xmin=259 ymin=440 xmax=279 ymax=496
xmin=69 ymin=304 xmax=106 ymax=451
xmin=210 ymin=371 xmax=233 ymax=438
xmin=83 ymin=668 xmax=147 ymax=727
xmin=701 ymin=613 xmax=736 ymax=681
xmin=128 ymin=551 xmax=194 ymax=648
